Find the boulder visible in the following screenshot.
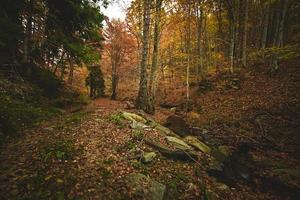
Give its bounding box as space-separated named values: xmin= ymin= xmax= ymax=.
xmin=153 ymin=123 xmax=179 ymax=137
xmin=142 ymin=152 xmax=157 ymax=163
xmin=131 ymin=120 xmax=149 ymax=130
xmin=144 ymin=137 xmax=198 ymax=161
xmin=166 ymin=136 xmax=193 ymax=151
xmin=126 ymin=173 xmax=166 ymax=200
xmin=183 ymin=136 xmax=211 ymax=154
xmin=122 ymin=111 xmax=147 ymax=124
xmin=164 ymin=115 xmax=190 ymax=137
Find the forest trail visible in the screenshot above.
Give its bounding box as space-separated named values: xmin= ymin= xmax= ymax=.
xmin=0 ymin=98 xmax=226 ymax=199
xmin=1 ymin=97 xmax=299 ymax=200
xmin=0 ymin=99 xmax=134 ymax=199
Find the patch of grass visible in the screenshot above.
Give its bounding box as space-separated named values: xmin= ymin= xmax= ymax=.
xmin=132 ymin=129 xmax=144 ymax=141
xmin=125 ymin=140 xmax=136 ymax=150
xmin=65 ymin=111 xmax=86 ymax=124
xmin=110 ymin=114 xmax=125 ymax=128
xmin=78 ymin=94 xmax=90 ymax=105
xmin=41 ymin=139 xmax=75 ymax=162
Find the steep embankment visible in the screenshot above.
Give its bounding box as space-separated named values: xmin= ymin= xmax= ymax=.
xmin=156 ymin=61 xmax=299 ymax=154
xmin=0 ymin=65 xmax=88 ymax=141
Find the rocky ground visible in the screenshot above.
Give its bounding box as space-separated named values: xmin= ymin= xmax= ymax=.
xmin=0 ymin=97 xmax=299 ymax=200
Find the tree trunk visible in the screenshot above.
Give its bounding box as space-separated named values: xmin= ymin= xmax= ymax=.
xmin=271 ymin=0 xmax=288 ymax=71
xmin=111 ymin=60 xmax=119 ymax=100
xmin=149 ymin=0 xmax=163 ymax=100
xmin=261 ymin=3 xmax=270 ymax=49
xmin=229 ymin=19 xmax=235 ymax=73
xmin=136 ymin=0 xmax=154 ymax=114
xmin=196 ymin=1 xmax=203 ymax=80
xmin=23 ymin=0 xmax=33 ymax=63
xmin=277 ymin=0 xmax=288 ymax=47
xmin=186 ymin=0 xmax=191 ymax=112
xmin=242 ymin=0 xmax=248 ymax=67
xmin=68 ymin=56 xmax=74 ymax=85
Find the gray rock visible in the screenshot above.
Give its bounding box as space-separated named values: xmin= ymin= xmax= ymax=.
xmin=164 ymin=115 xmax=190 ymax=137
xmin=126 ymin=173 xmax=166 ymax=200
xmin=166 ymin=136 xmax=193 ymax=151
xmin=183 ymin=136 xmax=211 ymax=153
xmin=122 ymin=111 xmax=147 ymax=124
xmin=131 ymin=120 xmax=149 ymax=130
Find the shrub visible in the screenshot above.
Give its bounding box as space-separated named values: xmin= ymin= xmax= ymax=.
xmin=41 ymin=139 xmax=75 ymax=162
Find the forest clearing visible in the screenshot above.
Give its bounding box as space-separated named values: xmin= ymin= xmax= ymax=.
xmin=0 ymin=0 xmax=300 ymax=199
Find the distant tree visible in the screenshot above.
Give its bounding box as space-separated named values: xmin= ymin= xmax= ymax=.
xmin=86 ymin=65 xmax=105 ymax=98
xmin=104 ymin=18 xmax=135 ymax=100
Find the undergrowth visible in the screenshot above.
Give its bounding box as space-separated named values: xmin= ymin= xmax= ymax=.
xmin=0 ymin=65 xmax=89 ymax=141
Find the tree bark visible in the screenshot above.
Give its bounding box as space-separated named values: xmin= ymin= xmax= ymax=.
xmin=261 ymin=3 xmax=270 ymax=49
xmin=111 ymin=59 xmax=119 ymax=100
xmin=68 ymin=56 xmax=74 ymax=85
xmin=242 ymin=0 xmax=248 ymax=67
xmin=136 ymin=0 xmax=154 ymax=114
xmin=186 ymin=0 xmax=191 ymax=111
xmin=196 ymin=1 xmax=203 ymax=80
xmin=23 ymin=0 xmax=33 ymax=63
xmin=225 ymin=0 xmax=237 ymax=73
xmin=149 ymin=0 xmax=163 ymax=100
xmin=271 ymin=0 xmax=288 ymax=71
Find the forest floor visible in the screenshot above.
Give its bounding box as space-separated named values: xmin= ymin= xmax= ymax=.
xmin=0 ymin=62 xmax=300 ymax=200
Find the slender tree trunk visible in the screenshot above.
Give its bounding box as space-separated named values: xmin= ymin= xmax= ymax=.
xmin=53 ymin=50 xmax=65 ymax=75
xmin=68 ymin=56 xmax=74 ymax=85
xmin=23 ymin=0 xmax=33 ymax=63
xmin=216 ymin=0 xmax=223 ymax=73
xmin=271 ymin=0 xmax=288 ymax=71
xmin=229 ymin=19 xmax=235 ymax=73
xmin=186 ymin=0 xmax=191 ymax=112
xmin=136 ymin=0 xmax=154 ymax=114
xmin=277 ymin=0 xmax=288 ymax=47
xmin=196 ymin=1 xmax=203 ymax=81
xmin=111 ymin=59 xmax=119 ymax=100
xmin=242 ymin=0 xmax=248 ymax=67
xmin=261 ymin=3 xmax=270 ymax=49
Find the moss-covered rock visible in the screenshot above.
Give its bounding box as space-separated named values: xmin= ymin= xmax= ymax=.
xmin=126 ymin=173 xmax=166 ymax=200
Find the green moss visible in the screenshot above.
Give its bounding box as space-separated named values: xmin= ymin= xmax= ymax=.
xmin=110 ymin=114 xmax=125 ymax=128
xmin=65 ymin=111 xmax=86 ymax=124
xmin=0 ymin=94 xmax=60 ymax=138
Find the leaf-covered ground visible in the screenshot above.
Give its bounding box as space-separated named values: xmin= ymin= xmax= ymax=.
xmin=1 ymin=97 xmax=299 ymax=200
xmin=1 ymin=61 xmax=300 ymax=200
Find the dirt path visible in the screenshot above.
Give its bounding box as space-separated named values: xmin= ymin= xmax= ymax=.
xmin=0 ymin=98 xmax=297 ymax=200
